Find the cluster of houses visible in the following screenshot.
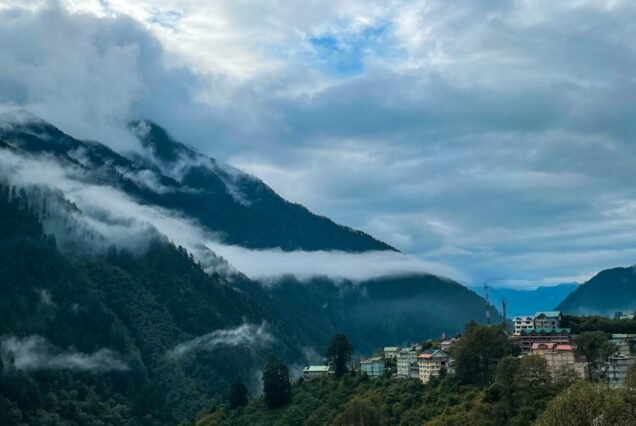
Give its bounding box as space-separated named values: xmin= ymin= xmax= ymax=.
xmin=303 ymin=338 xmax=459 ymax=385
xmin=513 ymin=311 xmax=636 ymax=387
xmin=302 ymin=310 xmax=636 ymax=388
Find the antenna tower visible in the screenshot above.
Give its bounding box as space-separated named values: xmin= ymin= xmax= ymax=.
xmin=484 ymin=281 xmax=491 ymax=325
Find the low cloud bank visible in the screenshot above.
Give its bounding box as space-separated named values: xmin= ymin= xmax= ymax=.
xmin=204 ymin=241 xmax=467 ymax=283
xmin=0 ymin=147 xmax=462 ymax=282
xmin=167 ymin=322 xmax=274 ymax=360
xmin=0 ymin=336 xmax=128 ymax=373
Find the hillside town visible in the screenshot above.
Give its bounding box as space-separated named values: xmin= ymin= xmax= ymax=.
xmin=302 ymin=311 xmax=636 ymax=389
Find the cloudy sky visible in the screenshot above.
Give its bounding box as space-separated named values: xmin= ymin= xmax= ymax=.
xmin=1 ymin=0 xmax=635 ymax=288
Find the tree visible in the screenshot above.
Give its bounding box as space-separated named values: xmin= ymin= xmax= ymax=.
xmin=326 ymin=333 xmax=353 ymax=378
xmin=228 ymin=382 xmax=248 ymax=409
xmin=262 ymin=357 xmax=292 ymax=409
xmin=575 ymin=331 xmax=613 ymax=366
xmin=536 ymin=382 xmax=635 ymax=426
xmin=454 ymin=322 xmax=516 ymax=387
xmin=333 ymin=396 xmax=384 ymax=426
xmin=518 ymin=355 xmax=551 ymax=390
xmin=495 ymin=356 xmax=520 ymax=416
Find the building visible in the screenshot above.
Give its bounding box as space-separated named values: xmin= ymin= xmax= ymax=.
xmin=417 ymin=349 xmax=450 ymax=384
xmin=302 ymin=365 xmax=332 ymax=380
xmin=531 ymin=343 xmax=588 ymax=379
xmin=396 ymin=348 xmax=418 ymax=378
xmin=440 ymin=338 xmax=459 ymax=352
xmin=360 ymin=357 xmax=385 ymax=378
xmin=610 ymin=334 xmax=632 ymax=357
xmin=533 ymin=311 xmax=562 ymax=329
xmin=607 ymin=354 xmax=635 ymax=388
xmin=409 ymin=362 xmax=420 ymax=379
xmin=384 ymin=347 xmax=400 ymax=359
xmin=518 ymin=327 xmax=571 ymax=353
xmin=513 ymin=311 xmax=562 ymax=336
xmin=513 ymin=316 xmax=535 ymax=336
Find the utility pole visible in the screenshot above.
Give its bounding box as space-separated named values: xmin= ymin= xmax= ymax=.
xmin=501 ymin=298 xmax=507 ymax=331
xmin=484 ymin=281 xmax=491 ymax=326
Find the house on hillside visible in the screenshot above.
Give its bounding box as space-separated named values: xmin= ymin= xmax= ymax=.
xmin=397 ymin=348 xmax=418 ymax=378
xmin=384 ymin=347 xmax=400 ymax=359
xmin=440 ymin=338 xmax=459 ymax=352
xmin=533 ymin=311 xmax=562 ymax=329
xmin=417 ymin=349 xmax=450 ymax=384
xmin=606 ymin=354 xmax=636 ymax=389
xmin=513 ymin=316 xmax=535 ymax=336
xmin=517 ymin=327 xmax=571 ymax=353
xmin=361 ymin=357 xmax=385 ymax=378
xmin=531 ymin=343 xmax=588 ymax=379
xmin=302 ymin=365 xmax=332 ymax=380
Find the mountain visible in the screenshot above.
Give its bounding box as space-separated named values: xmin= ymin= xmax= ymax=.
xmin=0 ymin=112 xmax=499 ymax=424
xmin=0 ymin=111 xmax=393 ymax=252
xmin=558 ymin=266 xmax=636 ymax=316
xmin=480 ymin=284 xmax=578 ymax=317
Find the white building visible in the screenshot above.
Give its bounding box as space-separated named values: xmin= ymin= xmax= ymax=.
xmin=397 ymin=348 xmax=418 ymax=378
xmin=384 ymin=347 xmax=400 ymax=359
xmin=513 ymin=316 xmax=535 ymax=336
xmin=607 ymin=354 xmax=635 ymax=389
xmin=417 ymin=349 xmax=450 ymax=384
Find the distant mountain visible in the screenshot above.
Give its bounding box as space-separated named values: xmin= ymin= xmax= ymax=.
xmin=0 ymin=111 xmax=393 ymax=252
xmin=480 ymin=284 xmax=578 ymax=317
xmin=0 ymin=112 xmax=500 ymax=423
xmin=558 ymin=266 xmax=636 ymax=316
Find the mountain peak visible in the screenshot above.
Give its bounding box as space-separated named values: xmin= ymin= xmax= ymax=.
xmin=129 ymin=119 xmax=196 ymax=166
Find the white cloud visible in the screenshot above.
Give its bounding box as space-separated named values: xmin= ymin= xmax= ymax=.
xmin=1 ymin=335 xmax=128 ymax=372
xmin=167 ymin=322 xmax=274 ymax=360
xmin=2 ymin=0 xmax=636 ymax=288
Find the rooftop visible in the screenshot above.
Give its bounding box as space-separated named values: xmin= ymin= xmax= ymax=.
xmin=303 ymin=365 xmax=331 ymax=373
xmin=534 ymin=311 xmax=561 ymax=318
xmin=384 ymin=347 xmax=400 ymax=352
xmin=521 ymin=327 xmax=570 ymax=334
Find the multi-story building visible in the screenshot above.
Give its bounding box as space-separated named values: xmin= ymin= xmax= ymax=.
xmin=531 ymin=343 xmax=588 ymax=379
xmin=513 ymin=311 xmax=562 ymax=336
xmin=533 ymin=311 xmax=562 ymax=329
xmin=360 ymin=357 xmax=385 ymax=378
xmin=396 ymin=348 xmax=418 ymax=378
xmin=409 ymin=361 xmax=420 ymax=379
xmin=417 ymin=349 xmax=450 ymax=384
xmin=384 ymin=347 xmax=400 ymax=359
xmin=518 ymin=327 xmax=571 ymax=353
xmin=513 ymin=316 xmax=535 ymax=336
xmin=607 ymin=354 xmax=635 ymax=389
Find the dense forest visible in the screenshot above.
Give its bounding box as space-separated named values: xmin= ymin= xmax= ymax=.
xmin=0 ymin=184 xmax=301 ymax=424
xmin=0 ymin=182 xmax=499 ymax=424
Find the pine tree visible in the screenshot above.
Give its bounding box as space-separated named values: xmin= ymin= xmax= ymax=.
xmin=262 ymin=357 xmax=291 ymax=409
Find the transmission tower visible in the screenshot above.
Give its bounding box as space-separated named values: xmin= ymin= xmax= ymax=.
xmin=484 ymin=281 xmax=491 ymax=325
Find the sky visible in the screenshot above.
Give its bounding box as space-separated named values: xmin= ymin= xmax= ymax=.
xmin=1 ymin=0 xmax=636 ymax=288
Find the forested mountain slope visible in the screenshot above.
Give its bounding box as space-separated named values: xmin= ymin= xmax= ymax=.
xmin=558 ymin=266 xmax=636 ymax=316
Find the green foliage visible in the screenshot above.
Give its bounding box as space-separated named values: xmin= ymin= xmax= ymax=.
xmin=536 ymin=382 xmax=636 ymax=426
xmin=575 ymin=331 xmax=615 ymax=376
xmin=453 ymin=322 xmax=517 ymax=387
xmin=495 ymin=356 xmax=520 ymax=417
xmin=262 ymin=357 xmax=292 ymax=409
xmin=228 ymin=382 xmax=248 ymax=409
xmin=326 ymin=333 xmax=353 ymax=378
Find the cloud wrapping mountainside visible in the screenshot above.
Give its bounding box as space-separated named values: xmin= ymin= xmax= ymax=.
xmin=1 ymin=335 xmax=128 ymax=372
